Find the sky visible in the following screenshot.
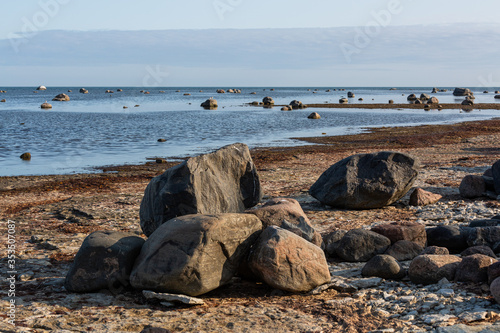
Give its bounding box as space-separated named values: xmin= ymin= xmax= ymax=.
xmin=1 ymin=0 xmax=499 ymax=87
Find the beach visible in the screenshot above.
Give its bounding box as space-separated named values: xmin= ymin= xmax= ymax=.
xmin=2 ymin=117 xmax=500 ymax=332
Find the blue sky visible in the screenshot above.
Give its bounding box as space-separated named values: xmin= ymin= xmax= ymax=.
xmin=1 ymin=0 xmax=499 ymax=86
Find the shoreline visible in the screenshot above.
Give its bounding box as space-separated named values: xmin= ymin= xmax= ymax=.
xmin=2 ymin=117 xmax=500 ymax=331
xmin=304 ymin=102 xmax=500 ymax=110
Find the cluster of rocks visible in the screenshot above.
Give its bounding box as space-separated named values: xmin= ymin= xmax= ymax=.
xmin=66 ymin=144 xmax=331 ymax=297
xmin=431 ymin=87 xmax=448 ymax=93
xmin=407 ymin=93 xmax=439 ymax=105
xmin=459 ymin=159 xmax=500 ymax=200
xmin=0 ymin=90 xmax=6 ymax=93
xmin=216 ymin=88 xmax=242 ymax=93
xmin=281 ymin=100 xmax=306 ymax=111
xmin=64 ymin=145 xmax=500 ymax=329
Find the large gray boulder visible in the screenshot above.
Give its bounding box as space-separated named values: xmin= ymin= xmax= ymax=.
xmin=246 ymin=198 xmax=322 ymax=247
xmin=249 ymin=226 xmax=330 ymax=293
xmin=336 ymin=229 xmax=391 ymax=262
xmin=426 ymin=225 xmax=471 ymax=253
xmin=309 ymin=151 xmax=419 ymax=209
xmin=130 ymin=213 xmax=262 ymax=296
xmin=140 ymin=143 xmax=262 ymax=237
xmin=65 ymin=231 xmax=145 ymax=293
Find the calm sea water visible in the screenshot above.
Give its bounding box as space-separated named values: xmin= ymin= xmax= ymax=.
xmin=1 ymin=86 xmax=499 ymax=176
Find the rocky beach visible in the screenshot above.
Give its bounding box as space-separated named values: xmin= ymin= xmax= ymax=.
xmin=3 ymin=117 xmax=500 ymax=333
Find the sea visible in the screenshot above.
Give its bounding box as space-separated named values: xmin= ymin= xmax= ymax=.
xmin=1 ymin=86 xmax=499 ymax=177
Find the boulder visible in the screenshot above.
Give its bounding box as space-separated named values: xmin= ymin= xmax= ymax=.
xmin=130 ymin=213 xmax=262 ymax=296
xmin=407 ymin=94 xmax=418 ymax=101
xmin=426 ymin=225 xmax=471 ymax=253
xmin=307 ymin=112 xmax=321 ymax=119
xmin=409 ymin=188 xmax=442 ymax=206
xmin=422 ymin=246 xmax=449 ymax=255
xmin=20 ymin=152 xmax=31 ymax=161
xmin=469 ymin=219 xmax=500 ymax=228
xmin=290 ymin=100 xmax=305 ymax=109
xmin=408 ymin=255 xmax=462 ymax=285
xmin=491 ymin=277 xmax=500 ymax=304
xmin=323 ymin=230 xmax=348 ymax=258
xmin=216 ymin=89 xmax=225 ymax=93
xmin=139 ymin=143 xmax=262 ymax=237
xmin=246 ymin=198 xmax=322 ymax=247
xmin=262 ymin=97 xmax=274 ymax=105
xmin=79 ymin=88 xmax=89 ymax=94
xmin=65 ymin=231 xmax=145 ymax=293
xmin=309 ymin=151 xmax=419 ymax=209
xmin=372 ymin=222 xmax=426 ymax=247
xmin=347 ymin=92 xmax=355 ymax=98
xmin=335 ymin=229 xmax=391 ymax=262
xmin=385 ymin=240 xmax=423 ymax=261
xmin=467 ymin=226 xmax=500 ymax=248
xmin=388 ymin=100 xmax=394 ymax=104
xmin=459 ymin=175 xmax=486 ymax=198
xmin=491 ymin=159 xmax=500 ymax=194
xmin=249 ymin=226 xmax=330 ymax=293
xmin=495 ymin=95 xmax=500 ymax=99
xmin=105 ymin=90 xmax=114 ymax=93
xmin=460 ymin=245 xmax=496 ymax=258
xmin=339 ymin=98 xmax=348 ymax=104
xmin=200 ymin=98 xmax=218 ymax=109
xmin=428 ymin=97 xmax=439 ymax=104
xmin=36 ymin=85 xmax=47 ymax=90
xmin=41 ymin=102 xmax=52 ymax=109
xmin=420 ymin=93 xmax=430 ymax=100
xmin=52 ymin=93 xmax=70 ymax=101
xmin=461 ymin=99 xmax=474 ymax=106
xmin=488 ymin=262 xmax=500 ymax=284
xmin=455 ymin=254 xmax=496 ymax=283
xmin=281 ymin=106 xmax=292 ymax=111
xmin=453 ymin=88 xmax=473 ymax=96
xmin=362 ymin=254 xmax=405 ymax=279
xmin=432 ymin=87 xmax=439 ymax=93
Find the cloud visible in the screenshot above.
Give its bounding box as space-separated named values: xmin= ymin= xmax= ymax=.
xmin=1 ymin=23 xmax=499 ymax=86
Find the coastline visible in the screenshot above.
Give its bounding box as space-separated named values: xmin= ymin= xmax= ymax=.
xmin=2 ymin=117 xmax=500 ymax=331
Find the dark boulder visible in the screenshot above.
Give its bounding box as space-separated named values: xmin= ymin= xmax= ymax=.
xmin=65 ymin=231 xmax=145 ymax=293
xmin=139 ymin=143 xmax=262 ymax=237
xmin=362 ymin=254 xmax=405 ymax=279
xmin=426 ymin=226 xmax=471 ymax=253
xmin=309 ymin=151 xmax=419 ymax=209
xmin=336 ymin=229 xmax=391 ymax=262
